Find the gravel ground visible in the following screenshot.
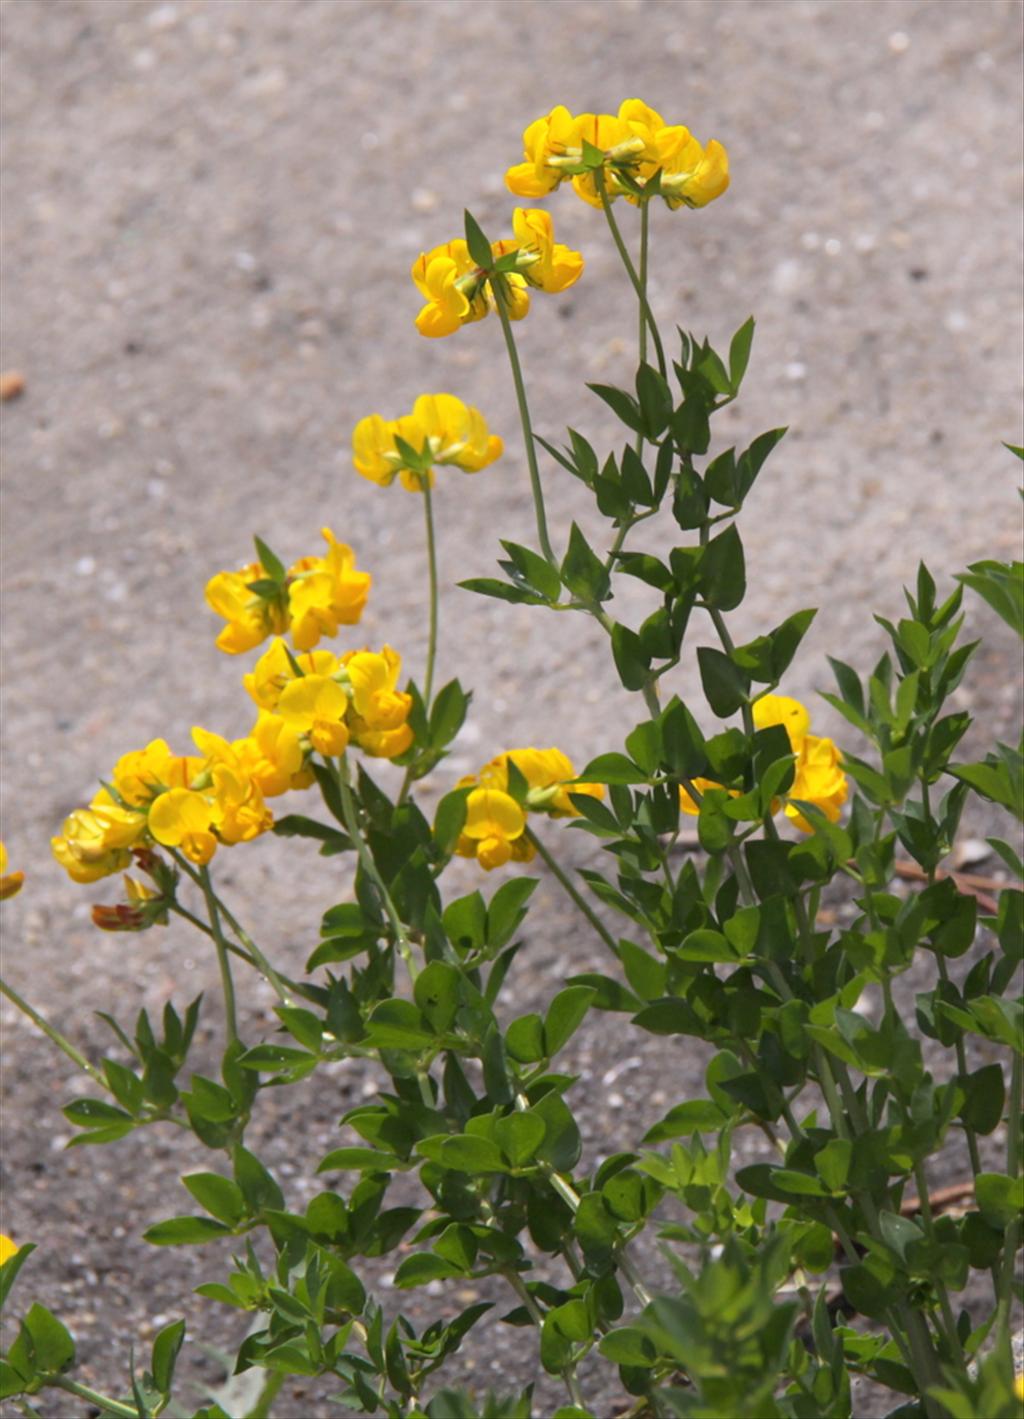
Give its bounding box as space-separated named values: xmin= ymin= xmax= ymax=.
xmin=1 ymin=0 xmax=1022 ymax=1415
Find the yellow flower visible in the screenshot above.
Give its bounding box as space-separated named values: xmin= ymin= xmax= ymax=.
xmin=205 ymin=560 xmax=289 ymax=655
xmin=234 ymin=712 xmax=313 ymax=797
xmin=276 ymin=673 xmax=351 ymax=757
xmin=353 ymin=394 xmax=503 ymax=493
xmin=343 ymin=647 xmax=414 ymax=758
xmin=287 ymin=528 xmax=371 ymax=651
xmin=656 ymin=130 xmax=730 ymax=209
xmin=412 ymin=219 xmax=582 ymax=339
xmin=505 ymin=100 xmax=728 ymax=211
xmin=0 ymin=1234 xmax=19 ymax=1265
xmin=786 ymin=735 xmax=848 ymax=832
xmin=147 ymin=788 xmax=219 ymax=865
xmin=752 ymin=695 xmax=811 ymax=748
xmin=0 ymin=841 xmax=24 ymax=900
xmin=510 ymin=208 xmax=585 ymax=293
xmin=51 ymin=793 xmax=147 ymax=883
xmin=244 ymin=640 xmax=340 ymax=711
xmin=113 ymin=739 xmax=203 ymax=806
xmin=455 ymin=788 xmax=528 ymax=870
xmin=505 ymin=104 xmax=580 ymax=198
xmin=411 ymin=238 xmax=487 ymax=339
xmin=481 ymin=747 xmax=604 ymax=816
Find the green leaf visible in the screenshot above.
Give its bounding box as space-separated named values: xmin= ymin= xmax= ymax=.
xmin=578 ymin=752 xmax=648 ymax=785
xmin=463 ymin=209 xmax=493 ymax=268
xmin=150 ymin=1318 xmax=186 ymax=1395
xmin=587 ymin=382 xmax=644 ymax=435
xmin=611 ymin=622 xmax=652 ymax=691
xmin=506 ymin=1013 xmax=547 ymax=1063
xmin=643 ymin=1100 xmax=728 ymax=1143
xmin=182 ymin=1172 xmax=247 ymax=1226
xmin=728 ymin=316 xmax=756 ymax=391
xmin=317 ymin=1147 xmax=397 ymax=1172
xmin=675 ymin=928 xmax=738 ymax=963
xmin=233 ymin=1146 xmax=284 ymax=1213
xmin=544 ymin=986 xmax=596 ymax=1056
xmin=143 ymin=1216 xmax=234 ymax=1245
xmin=414 ymin=961 xmax=461 ymax=1034
xmin=561 ymin=523 xmax=611 ymax=602
xmin=364 ymin=998 xmax=434 ymax=1051
xmin=599 ymin=1325 xmax=658 ymax=1367
xmin=635 ymin=363 xmax=673 ymax=439
xmin=458 ymin=577 xmax=547 ymax=605
xmin=813 ymin=1139 xmax=852 ymax=1193
xmin=697 ymin=646 xmax=749 ymax=718
xmin=429 ymin=679 xmax=471 ymax=747
xmin=439 ymin=1134 xmax=509 ymax=1174
xmin=736 ymin=427 xmax=786 ymax=499
xmin=393 ymin=1252 xmax=462 ymax=1288
xmin=495 ymin=1111 xmax=547 ymax=1167
xmin=499 ymin=541 xmax=562 ymax=602
xmin=700 ymin=524 xmax=746 ymax=611
xmin=23 ymin=1304 xmax=75 ymax=1374
xmin=253 ymin=536 xmax=286 ymax=583
xmin=487 ymin=876 xmax=538 ymax=948
xmin=956 ymin=559 xmax=1024 ymax=637
xmin=975 ymin=1172 xmax=1023 ymax=1228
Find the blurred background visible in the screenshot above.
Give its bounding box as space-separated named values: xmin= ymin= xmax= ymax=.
xmin=1 ymin=0 xmax=1021 ymax=1411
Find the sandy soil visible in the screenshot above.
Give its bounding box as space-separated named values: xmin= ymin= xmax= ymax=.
xmin=1 ymin=0 xmax=1022 ymax=1414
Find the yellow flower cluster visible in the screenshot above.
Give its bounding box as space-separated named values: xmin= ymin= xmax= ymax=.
xmin=353 ymin=394 xmax=503 ymax=492
xmin=246 ymin=639 xmax=414 ymax=761
xmin=506 ymin=99 xmax=730 ymax=211
xmin=680 ymin=695 xmax=847 ymax=832
xmin=52 ymin=638 xmax=416 ymax=887
xmin=205 ymin=527 xmax=370 ymax=655
xmin=451 ymin=748 xmax=604 ymax=870
xmin=412 ymin=208 xmax=583 ymax=339
xmin=52 ymin=732 xmax=273 ymax=878
xmin=0 ymin=841 xmax=23 ymax=899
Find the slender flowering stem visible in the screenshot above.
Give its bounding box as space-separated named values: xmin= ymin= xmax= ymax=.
xmin=597 ymin=177 xmax=666 ymax=377
xmin=199 ymin=865 xmax=238 ymax=1046
xmin=421 ymin=476 xmax=440 ymax=706
xmin=525 ymin=824 xmax=619 ymax=956
xmin=0 ymin=976 xmax=105 ymax=1085
xmin=169 ymin=850 xmax=293 ymax=1004
xmin=333 ymin=755 xmax=419 ymax=981
xmin=490 ymin=277 xmax=556 ymax=565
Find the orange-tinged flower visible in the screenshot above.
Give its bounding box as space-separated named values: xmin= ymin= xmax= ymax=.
xmin=0 ymin=841 xmax=24 ymax=900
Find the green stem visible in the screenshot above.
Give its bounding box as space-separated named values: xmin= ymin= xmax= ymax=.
xmin=639 ymin=199 xmax=650 ymax=372
xmin=502 ymin=1267 xmax=586 ymax=1411
xmin=0 ymin=976 xmax=105 ymax=1084
xmin=490 ymin=277 xmax=556 ymax=564
xmin=421 ymin=478 xmax=440 ymax=707
xmin=169 ymin=851 xmax=293 ymax=1004
xmin=333 ymin=756 xmax=418 ymax=981
xmin=913 ymin=1159 xmax=966 ymax=1366
xmin=597 ymin=180 xmax=666 ymax=377
xmin=525 ymin=825 xmax=618 ymax=956
xmin=50 ymin=1377 xmax=141 ymax=1418
xmin=199 ymin=866 xmax=238 ymax=1046
xmin=935 ymin=959 xmax=982 ymax=1175
xmin=243 ymin=1367 xmax=287 ymax=1419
